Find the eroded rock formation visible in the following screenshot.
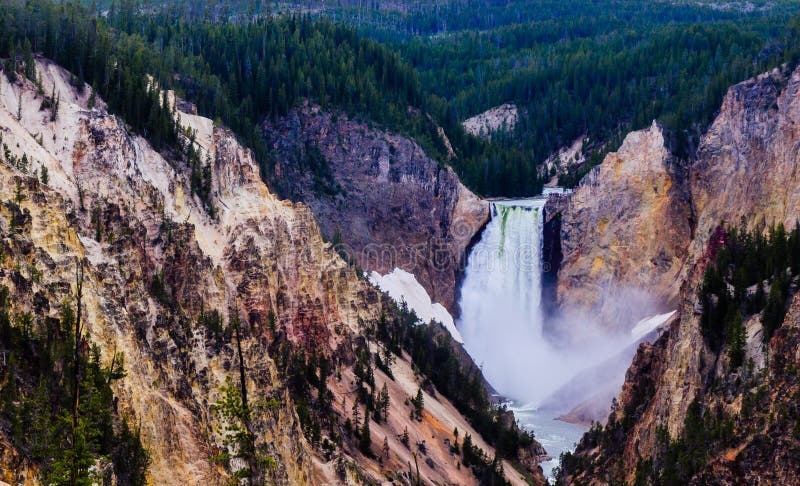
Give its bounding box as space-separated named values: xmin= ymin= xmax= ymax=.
xmin=553 ymin=121 xmax=694 ymax=328
xmin=462 ymin=103 xmax=519 ymax=139
xmin=262 ymin=104 xmax=489 ymax=314
xmin=554 ymin=64 xmax=800 ymax=484
xmin=0 ymin=59 xmax=538 ymax=485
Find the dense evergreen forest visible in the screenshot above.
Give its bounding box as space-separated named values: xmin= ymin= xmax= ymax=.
xmin=317 ymin=0 xmax=800 ymax=193
xmin=0 ymin=0 xmax=450 ymax=192
xmin=100 ymin=0 xmax=550 ymax=196
xmin=18 ymin=0 xmax=799 ymax=196
xmin=368 ymin=0 xmax=800 ymax=192
xmin=106 ymin=1 xmax=800 ymax=195
xmin=700 ymin=222 xmax=800 ymax=363
xmin=404 ymin=12 xmax=800 ymax=188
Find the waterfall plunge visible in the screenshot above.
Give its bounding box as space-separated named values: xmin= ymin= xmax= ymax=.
xmin=457 ymin=197 xmax=673 ymax=479
xmin=459 ymin=199 xmax=593 ymax=407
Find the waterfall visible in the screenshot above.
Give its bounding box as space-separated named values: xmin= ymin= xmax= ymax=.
xmin=458 ymin=197 xmax=669 ymax=407
xmin=458 ymin=198 xmax=557 ymax=404
xmin=457 ymin=195 xmax=672 ymax=480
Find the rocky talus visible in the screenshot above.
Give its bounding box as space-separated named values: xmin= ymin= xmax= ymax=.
xmin=0 ymin=59 xmax=539 ymax=485
xmin=262 ymin=104 xmax=489 ymax=313
xmin=553 ymin=65 xmax=800 ymax=484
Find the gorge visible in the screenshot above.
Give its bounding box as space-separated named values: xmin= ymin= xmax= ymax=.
xmin=3 ymin=1 xmax=800 ymax=484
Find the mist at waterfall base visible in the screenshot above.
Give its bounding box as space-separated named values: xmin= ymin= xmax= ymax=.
xmin=456 ymin=198 xmax=663 ymax=477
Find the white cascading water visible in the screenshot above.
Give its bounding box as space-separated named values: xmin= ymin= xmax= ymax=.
xmin=460 ymin=198 xmax=589 ymax=404
xmin=458 ymin=197 xmax=587 ymax=479
xmin=458 ymin=199 xmax=551 ymax=401
xmin=458 ymin=197 xmax=671 ymax=406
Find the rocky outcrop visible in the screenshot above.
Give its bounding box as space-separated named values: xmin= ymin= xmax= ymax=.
xmin=696 ymin=294 xmax=800 ymax=484
xmin=262 ymin=104 xmax=489 ymax=313
xmin=551 ymin=121 xmax=694 ymax=329
xmin=691 ymin=67 xmax=800 ymax=247
xmin=555 ymin=64 xmax=800 ymax=484
xmin=0 ymin=59 xmax=536 ymax=485
xmin=543 ymin=137 xmax=586 ymax=186
xmin=462 ymin=103 xmax=519 ymax=138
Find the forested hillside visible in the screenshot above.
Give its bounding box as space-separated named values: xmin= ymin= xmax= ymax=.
xmin=1 ymin=0 xmax=448 ymax=194
xmin=45 ymin=0 xmax=800 ymax=196
xmin=397 ymin=1 xmax=800 ymax=190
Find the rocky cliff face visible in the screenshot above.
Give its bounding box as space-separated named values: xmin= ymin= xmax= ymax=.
xmin=691 ymin=67 xmax=800 ymax=248
xmin=0 ymin=59 xmax=537 ymax=485
xmin=262 ymin=104 xmax=489 ymax=314
xmin=553 ymin=121 xmax=694 ymax=329
xmin=462 ymin=104 xmax=519 ymax=139
xmin=554 ymin=65 xmax=800 ymax=484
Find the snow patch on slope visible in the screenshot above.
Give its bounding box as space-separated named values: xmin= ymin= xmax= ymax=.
xmin=630 ymin=310 xmax=676 ymax=343
xmin=369 ymin=268 xmax=463 ymax=343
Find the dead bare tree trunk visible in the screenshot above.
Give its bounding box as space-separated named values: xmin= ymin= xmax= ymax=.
xmin=70 ymin=261 xmax=84 ymax=486
xmin=233 ymin=314 xmax=256 ymax=483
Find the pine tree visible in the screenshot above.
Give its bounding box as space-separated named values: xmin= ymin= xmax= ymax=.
xmin=212 ymin=376 xmax=259 ymax=484
xmin=727 ymin=310 xmax=746 ymax=368
xmin=21 ymin=39 xmax=35 ymax=81
xmin=231 ymin=313 xmax=257 ymax=480
xmin=358 ymin=416 xmax=371 ymax=455
xmin=763 ymin=277 xmax=787 ymax=341
xmin=69 ymin=262 xmax=87 ymax=486
xmin=13 ymin=179 xmax=26 ymax=205
xmin=88 ymin=86 xmax=97 ymax=110
xmin=411 ymin=389 xmax=424 ymax=421
xmin=352 ymin=401 xmax=361 ymax=426
xmin=380 ymin=382 xmax=390 ymax=422
xmin=35 ymin=70 xmax=43 ymax=96
xmin=50 ymin=91 xmax=59 ymax=122
xmin=462 ymin=434 xmax=474 ymax=467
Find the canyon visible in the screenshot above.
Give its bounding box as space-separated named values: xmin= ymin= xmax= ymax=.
xmin=0 ymin=58 xmax=542 ymax=485
xmin=1 ymin=29 xmax=800 ymax=486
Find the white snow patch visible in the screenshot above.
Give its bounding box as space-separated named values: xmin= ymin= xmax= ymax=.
xmin=369 ymin=268 xmax=463 ymax=343
xmin=630 ymin=310 xmax=676 ymax=343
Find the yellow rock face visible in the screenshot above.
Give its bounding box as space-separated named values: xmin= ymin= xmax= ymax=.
xmin=555 ymin=65 xmax=800 ymax=484
xmin=0 ymin=58 xmax=536 ymax=486
xmin=556 ymin=121 xmax=694 ymax=328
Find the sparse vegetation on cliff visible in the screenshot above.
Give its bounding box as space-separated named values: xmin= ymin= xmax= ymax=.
xmin=0 ymin=282 xmax=150 ymax=485
xmin=374 ymin=304 xmax=537 ymax=463
xmin=557 ymin=221 xmax=800 ymax=484
xmin=700 ymin=221 xmax=800 ymax=355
